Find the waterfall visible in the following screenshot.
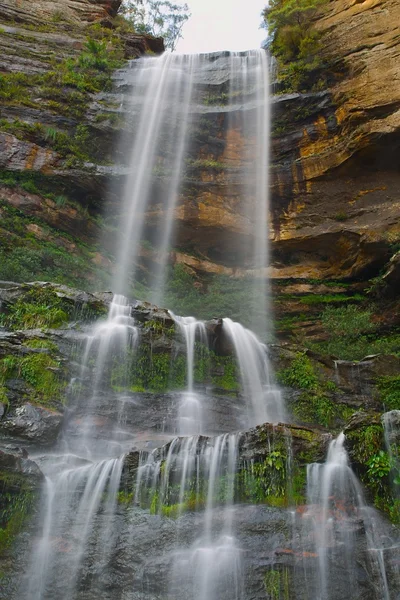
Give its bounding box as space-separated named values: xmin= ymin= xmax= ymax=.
xmin=298 ymin=432 xmax=399 ymax=600
xmin=135 ymin=432 xmax=242 ymax=600
xmin=110 ymin=50 xmax=272 ymax=337
xmin=173 ymin=315 xmax=207 ymax=435
xmin=11 ymin=45 xmax=399 ymax=600
xmin=223 ymin=318 xmax=284 ymax=425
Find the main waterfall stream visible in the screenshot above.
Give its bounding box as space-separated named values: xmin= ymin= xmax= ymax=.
xmin=8 ymin=50 xmax=399 ymax=600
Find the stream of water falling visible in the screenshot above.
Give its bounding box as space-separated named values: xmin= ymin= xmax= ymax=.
xmin=297 ymin=432 xmax=399 ymax=600
xmin=11 ymin=48 xmax=399 ymax=600
xmin=111 ymin=50 xmax=271 ymax=336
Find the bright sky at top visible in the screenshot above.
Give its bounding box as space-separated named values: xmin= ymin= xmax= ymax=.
xmin=176 ymin=0 xmax=267 ymax=54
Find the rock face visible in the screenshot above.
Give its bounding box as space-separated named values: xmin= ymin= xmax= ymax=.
xmin=1 ymin=0 xmax=122 ymax=25
xmin=0 ymin=281 xmax=398 ymax=599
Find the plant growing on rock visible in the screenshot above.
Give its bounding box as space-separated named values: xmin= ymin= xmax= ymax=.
xmin=262 ymin=0 xmax=329 ymax=92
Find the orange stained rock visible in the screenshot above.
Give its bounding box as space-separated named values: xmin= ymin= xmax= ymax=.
xmin=26 ymin=145 xmax=39 ymax=170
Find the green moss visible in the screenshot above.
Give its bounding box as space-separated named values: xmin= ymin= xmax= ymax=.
xmin=346 ymin=422 xmax=399 ymax=523
xmin=0 ymin=35 xmax=125 ymax=120
xmin=0 ymin=287 xmax=71 ymax=330
xmin=211 ymin=354 xmax=239 ymax=392
xmin=187 ymin=158 xmax=227 ymax=171
xmin=117 ymin=491 xmax=134 ymax=504
xmin=277 ymin=353 xmax=318 ymax=390
xmin=0 ymin=350 xmax=65 ymax=408
xmin=298 ymin=293 xmax=364 ymax=305
xmin=0 ymin=199 xmax=112 ymax=291
xmin=376 ymin=375 xmax=400 ymax=411
xmin=0 ymin=472 xmax=36 ymax=556
xmin=264 ymin=568 xmax=291 ymax=600
xmin=238 ymin=451 xmax=288 ymax=506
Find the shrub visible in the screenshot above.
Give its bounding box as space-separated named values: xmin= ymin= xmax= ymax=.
xmin=262 ymin=0 xmax=328 ymax=91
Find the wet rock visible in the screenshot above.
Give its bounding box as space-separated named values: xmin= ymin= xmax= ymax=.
xmin=0 ymin=0 xmax=122 ymax=26
xmin=0 ymin=403 xmax=63 ymax=446
xmin=0 ymin=444 xmax=42 ymax=480
xmin=238 ymin=421 xmax=330 ymax=465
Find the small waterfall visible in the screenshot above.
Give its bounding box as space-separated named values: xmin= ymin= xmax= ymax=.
xmin=222 ymin=318 xmax=284 ymax=426
xmin=383 ymin=410 xmax=400 ymax=497
xmin=21 ymin=296 xmax=138 ymax=599
xmin=135 ymin=432 xmax=242 ymax=600
xmin=299 ymin=432 xmax=398 ymax=600
xmin=174 ymin=315 xmax=207 ymax=435
xmin=23 ymin=455 xmax=124 ymax=600
xmin=63 ymin=294 xmax=138 ymax=459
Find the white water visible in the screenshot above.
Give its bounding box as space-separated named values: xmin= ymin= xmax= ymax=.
xmin=300 ymin=432 xmax=398 ymax=600
xmin=111 ymin=50 xmax=272 ymax=335
xmin=13 ymin=46 xmax=399 ymax=600
xmin=383 ymin=410 xmax=400 ymax=499
xmin=136 ymin=432 xmax=242 ymax=600
xmin=173 ymin=315 xmax=207 ymax=435
xmin=223 ymin=317 xmax=284 ymax=425
xmin=21 ymin=297 xmax=138 ymax=599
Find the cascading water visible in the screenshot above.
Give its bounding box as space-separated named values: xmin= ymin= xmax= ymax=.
xmin=383 ymin=410 xmax=400 ymax=500
xmin=111 ymin=50 xmax=272 ymax=334
xmin=173 ymin=315 xmax=207 ymax=435
xmin=223 ymin=317 xmax=284 ymax=425
xmin=20 ymin=296 xmax=138 ymax=599
xmin=135 ymin=433 xmax=242 ymax=600
xmin=9 ymin=45 xmax=399 ymax=600
xmin=296 ymin=432 xmax=399 ymax=600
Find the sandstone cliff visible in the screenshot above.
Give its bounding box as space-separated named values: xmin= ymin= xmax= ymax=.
xmin=0 ymin=0 xmax=399 ymax=341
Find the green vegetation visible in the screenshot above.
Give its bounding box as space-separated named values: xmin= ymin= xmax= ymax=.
xmin=0 ymin=473 xmax=36 ymax=556
xmin=264 ymin=568 xmax=291 ymax=600
xmin=0 ymin=198 xmax=112 ymax=290
xmin=277 ymin=352 xmax=318 ymax=390
xmin=0 ymin=343 xmax=66 ymax=408
xmin=376 ymin=376 xmax=400 ymax=411
xmin=120 ymin=0 xmax=191 ymax=51
xmin=134 ymin=265 xmax=272 ymax=334
xmin=346 ymin=422 xmax=400 ymax=523
xmin=262 ymin=0 xmax=329 ymax=92
xmin=187 ymin=158 xmax=227 ymax=171
xmin=277 ymin=353 xmax=353 ymax=428
xmin=305 ymin=305 xmax=400 ymax=360
xmin=0 ymin=33 xmax=126 ymax=124
xmin=110 ymin=339 xmax=238 ymax=394
xmin=0 ymin=287 xmax=72 ymax=330
xmin=239 ymin=450 xmax=288 ymax=507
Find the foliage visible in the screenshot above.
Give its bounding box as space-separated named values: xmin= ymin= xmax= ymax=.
xmin=0 ymin=288 xmax=71 ymax=330
xmin=305 ymin=305 xmax=400 ymax=360
xmin=376 ymin=375 xmax=400 ymax=411
xmin=0 ymin=484 xmax=35 ymax=556
xmin=241 ymin=451 xmax=287 ymax=506
xmin=143 ymin=265 xmax=272 ymax=334
xmin=321 ymin=305 xmax=374 ymax=338
xmin=0 ymin=346 xmax=65 ymax=408
xmin=0 ymin=34 xmax=125 ymax=121
xmin=264 ymin=568 xmax=291 ymax=600
xmin=262 ymin=0 xmax=328 ymax=92
xmin=277 ymin=353 xmax=353 ymax=427
xmin=187 ymin=158 xmax=227 ymax=171
xmin=0 ymin=199 xmax=112 ymax=291
xmin=121 ymin=0 xmax=191 ymax=50
xmin=346 ymin=423 xmax=399 ymax=523
xmin=367 ymin=451 xmax=391 ymax=481
xmin=277 ymin=353 xmax=318 ymax=390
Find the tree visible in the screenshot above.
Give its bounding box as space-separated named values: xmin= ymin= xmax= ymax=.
xmin=261 ymin=0 xmax=328 ymax=91
xmin=262 ymin=0 xmax=326 ymax=62
xmin=120 ymin=0 xmax=191 ymax=51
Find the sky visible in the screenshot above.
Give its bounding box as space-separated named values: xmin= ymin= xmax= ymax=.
xmin=176 ymin=0 xmax=267 ymax=54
